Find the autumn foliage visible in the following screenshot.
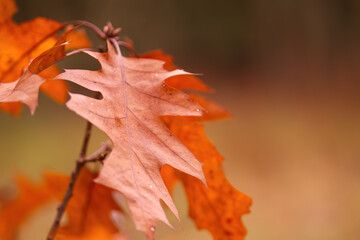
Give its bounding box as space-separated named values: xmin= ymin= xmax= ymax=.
xmin=0 ymin=0 xmax=251 ymax=239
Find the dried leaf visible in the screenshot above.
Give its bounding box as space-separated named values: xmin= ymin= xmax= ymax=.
xmin=56 ymin=41 xmax=206 ymax=239
xmin=0 ymin=70 xmax=45 ymax=114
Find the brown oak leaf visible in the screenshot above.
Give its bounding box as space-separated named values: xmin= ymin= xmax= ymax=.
xmin=56 ymin=41 xmax=206 ymax=239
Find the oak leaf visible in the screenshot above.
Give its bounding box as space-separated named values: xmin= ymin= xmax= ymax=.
xmin=0 ymin=27 xmax=83 ymax=114
xmin=56 ymin=41 xmax=206 ymax=239
xmin=0 ymin=168 xmax=124 ymax=240
xmin=163 ymin=116 xmax=252 ymax=240
xmin=0 ymin=0 xmax=91 ymax=115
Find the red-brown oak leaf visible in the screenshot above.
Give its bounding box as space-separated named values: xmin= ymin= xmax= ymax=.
xmin=56 ymin=41 xmax=206 ymax=239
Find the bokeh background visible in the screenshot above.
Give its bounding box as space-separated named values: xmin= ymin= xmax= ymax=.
xmin=1 ymin=0 xmax=360 ymax=239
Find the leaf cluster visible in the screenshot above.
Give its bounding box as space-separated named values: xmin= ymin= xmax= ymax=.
xmin=0 ymin=0 xmax=251 ymax=239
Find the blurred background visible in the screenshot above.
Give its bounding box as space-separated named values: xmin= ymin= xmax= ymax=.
xmin=1 ymin=0 xmax=360 ymax=239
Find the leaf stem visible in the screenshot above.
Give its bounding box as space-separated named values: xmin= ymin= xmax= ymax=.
xmin=63 ymin=20 xmax=106 ymax=39
xmin=117 ymin=40 xmax=138 ymax=57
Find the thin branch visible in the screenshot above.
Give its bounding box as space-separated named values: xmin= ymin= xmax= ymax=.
xmin=46 ymin=124 xmax=111 ymax=240
xmin=45 ymin=27 xmax=112 ymax=240
xmin=46 ymin=121 xmax=92 ymax=240
xmin=65 ymin=48 xmax=92 ymax=57
xmin=81 ymin=141 xmax=112 ymax=163
xmin=79 ymin=120 xmax=93 ymax=160
xmin=46 ymin=160 xmax=84 ymax=240
xmin=63 ymin=20 xmax=106 ymax=39
xmin=117 ymin=40 xmax=138 ymax=57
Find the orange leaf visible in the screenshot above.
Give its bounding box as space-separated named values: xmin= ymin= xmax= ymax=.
xmin=140 ymin=50 xmax=211 ymax=92
xmin=0 ymin=168 xmax=124 ymax=240
xmin=188 ymin=94 xmax=232 ymax=121
xmin=0 ymin=0 xmax=16 ymax=23
xmin=56 ymin=41 xmax=206 ymax=239
xmin=158 ymin=86 xmax=250 ymax=239
xmin=139 ymin=50 xmax=229 ymax=121
xmin=0 ymin=4 xmax=62 ymax=115
xmin=44 ymin=168 xmax=123 ymax=240
xmin=39 ymin=66 xmax=68 ymax=104
xmin=65 ymin=28 xmax=92 ymax=50
xmin=0 ymin=0 xmax=91 ymax=115
xmin=0 ymin=102 xmax=22 ymax=115
xmin=142 ymin=53 xmax=249 ymax=238
xmin=0 ymin=26 xmax=86 ymax=114
xmin=163 ymin=116 xmax=252 ymax=240
xmin=0 ymin=175 xmax=52 ymax=240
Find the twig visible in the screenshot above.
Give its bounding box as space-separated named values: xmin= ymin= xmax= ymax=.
xmin=63 ymin=20 xmax=106 ymax=39
xmin=117 ymin=40 xmax=138 ymax=57
xmin=46 ymin=121 xmax=92 ymax=240
xmin=46 ymin=160 xmax=84 ymax=240
xmin=46 ymin=123 xmax=111 ymax=240
xmin=81 ymin=141 xmax=112 ymax=163
xmin=79 ymin=120 xmax=93 ymax=160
